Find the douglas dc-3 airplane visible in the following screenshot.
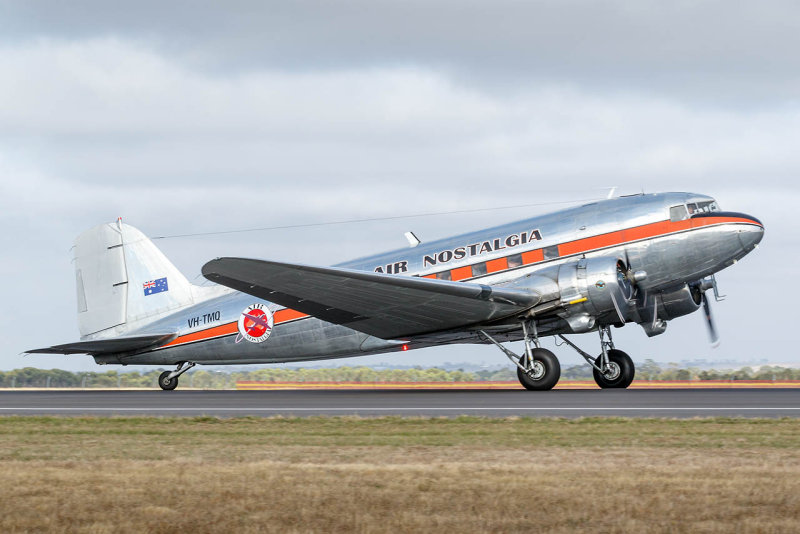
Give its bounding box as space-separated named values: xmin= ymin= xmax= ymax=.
xmin=29 ymin=192 xmax=763 ymax=391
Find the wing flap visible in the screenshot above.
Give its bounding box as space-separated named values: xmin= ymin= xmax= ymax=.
xmin=26 ymin=333 xmax=177 ymax=355
xmin=202 ymin=257 xmax=540 ymax=338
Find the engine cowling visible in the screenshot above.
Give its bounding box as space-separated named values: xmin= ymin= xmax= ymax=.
xmin=561 ymin=257 xmax=632 ymax=313
xmin=513 ymin=256 xmax=634 ymax=333
xmin=557 ymin=257 xmax=633 ymax=332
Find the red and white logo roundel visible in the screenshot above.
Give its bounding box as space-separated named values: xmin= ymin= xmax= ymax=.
xmin=236 ymin=303 xmax=274 ymax=343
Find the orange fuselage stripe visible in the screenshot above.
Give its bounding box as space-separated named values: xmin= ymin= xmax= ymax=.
xmin=163 ymin=308 xmax=310 ymax=348
xmin=521 ymin=248 xmax=544 ymax=264
xmin=273 ymin=308 xmax=309 ymax=323
xmin=450 ymin=265 xmax=473 ymax=282
xmin=161 ymin=322 xmax=237 ymax=347
xmin=558 ymin=216 xmax=757 ymax=259
xmin=485 ymin=257 xmax=508 ymax=273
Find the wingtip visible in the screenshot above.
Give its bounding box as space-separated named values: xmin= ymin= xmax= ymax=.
xmin=200 ymin=257 xmax=225 ymax=276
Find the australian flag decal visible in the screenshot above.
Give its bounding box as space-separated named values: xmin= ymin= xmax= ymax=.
xmin=143 ymin=277 xmax=169 ymax=296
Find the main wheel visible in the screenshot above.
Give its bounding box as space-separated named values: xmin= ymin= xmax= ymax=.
xmin=158 ymin=371 xmax=179 ymax=391
xmin=517 ymin=348 xmax=561 ymax=391
xmin=592 ymin=349 xmax=635 ymax=389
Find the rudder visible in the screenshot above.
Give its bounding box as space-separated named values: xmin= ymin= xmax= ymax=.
xmin=74 ymin=219 xmax=195 ymax=338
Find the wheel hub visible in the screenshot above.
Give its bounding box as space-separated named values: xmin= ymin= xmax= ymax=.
xmin=527 ymin=360 xmax=546 ymax=380
xmin=603 ymin=361 xmax=621 ymax=380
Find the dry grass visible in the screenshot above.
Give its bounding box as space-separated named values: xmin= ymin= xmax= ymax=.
xmin=1 ymin=417 xmax=799 ymax=533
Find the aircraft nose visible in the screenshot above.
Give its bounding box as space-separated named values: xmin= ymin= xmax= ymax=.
xmin=736 ymin=214 xmax=764 ymax=252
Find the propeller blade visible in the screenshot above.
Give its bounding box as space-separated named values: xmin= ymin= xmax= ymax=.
xmin=702 ymin=292 xmax=720 ymax=348
xmin=634 ymin=287 xmax=658 ymax=328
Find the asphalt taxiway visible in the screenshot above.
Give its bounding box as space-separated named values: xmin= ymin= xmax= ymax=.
xmin=1 ymin=389 xmax=799 ymax=417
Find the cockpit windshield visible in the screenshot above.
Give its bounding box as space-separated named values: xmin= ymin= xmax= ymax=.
xmin=687 ymin=200 xmax=719 ymax=215
xmin=669 ymin=199 xmax=720 ymax=221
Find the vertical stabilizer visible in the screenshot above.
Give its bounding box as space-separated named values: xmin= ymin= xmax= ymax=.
xmin=74 ymin=220 xmax=196 ymax=338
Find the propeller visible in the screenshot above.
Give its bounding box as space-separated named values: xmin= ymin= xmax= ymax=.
xmin=701 ymin=291 xmax=720 ymax=348
xmin=696 ymin=275 xmax=724 ymax=347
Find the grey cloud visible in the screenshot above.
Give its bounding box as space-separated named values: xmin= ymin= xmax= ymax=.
xmin=2 ymin=39 xmax=798 ymax=195
xmin=2 ymin=1 xmax=800 ymax=103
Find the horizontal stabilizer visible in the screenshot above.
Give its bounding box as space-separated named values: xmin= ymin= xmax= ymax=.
xmin=202 ymin=257 xmax=540 ymax=339
xmin=26 ymin=333 xmax=177 ymax=355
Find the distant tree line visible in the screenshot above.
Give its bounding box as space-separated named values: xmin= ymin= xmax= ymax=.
xmin=631 ymin=360 xmax=800 ymax=381
xmin=474 ymin=361 xmax=800 ymax=381
xmin=1 ymin=362 xmax=798 ymax=388
xmin=0 ymin=366 xmax=476 ymax=389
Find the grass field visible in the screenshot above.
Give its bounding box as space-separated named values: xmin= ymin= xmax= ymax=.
xmin=1 ymin=417 xmax=799 ymax=532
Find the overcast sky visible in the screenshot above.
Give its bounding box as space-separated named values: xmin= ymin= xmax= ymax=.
xmin=1 ymin=1 xmax=796 ymax=372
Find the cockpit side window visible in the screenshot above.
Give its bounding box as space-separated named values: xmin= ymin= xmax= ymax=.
xmin=669 ymin=205 xmax=689 ymax=222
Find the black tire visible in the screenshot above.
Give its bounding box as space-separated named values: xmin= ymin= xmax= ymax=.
xmin=592 ymin=349 xmax=635 ymax=389
xmin=517 ymin=348 xmax=561 ymax=391
xmin=158 ymin=371 xmax=178 ymax=391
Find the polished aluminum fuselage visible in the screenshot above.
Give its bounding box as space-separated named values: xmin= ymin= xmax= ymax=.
xmin=100 ymin=192 xmax=763 ymax=366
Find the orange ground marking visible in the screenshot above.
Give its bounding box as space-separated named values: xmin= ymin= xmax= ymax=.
xmin=236 ymin=380 xmax=800 ymax=391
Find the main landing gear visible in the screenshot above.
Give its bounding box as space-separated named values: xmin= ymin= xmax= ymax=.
xmin=480 ymin=320 xmax=561 ymax=391
xmin=557 ymin=326 xmax=635 ymax=389
xmin=158 ymin=362 xmax=196 ymax=391
xmin=481 ymin=322 xmax=635 ymax=390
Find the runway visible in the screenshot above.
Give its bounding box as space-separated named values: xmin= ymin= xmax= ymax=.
xmin=1 ymin=388 xmax=799 ymax=417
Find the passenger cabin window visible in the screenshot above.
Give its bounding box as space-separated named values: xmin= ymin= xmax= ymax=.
xmin=543 ymin=245 xmax=559 ymax=260
xmin=471 ymin=262 xmax=488 ymax=277
xmin=507 ymin=253 xmax=523 ymax=268
xmin=669 ymin=205 xmax=689 ymax=222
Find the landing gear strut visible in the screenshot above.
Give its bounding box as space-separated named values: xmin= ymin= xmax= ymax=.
xmin=158 ymin=362 xmax=196 ymax=391
xmin=480 ymin=319 xmax=561 ymax=391
xmin=558 ymin=326 xmax=635 ymax=389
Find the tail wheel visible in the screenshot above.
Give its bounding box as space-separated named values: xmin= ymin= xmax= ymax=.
xmin=517 ymin=348 xmax=561 ymax=391
xmin=158 ymin=371 xmax=178 ymax=391
xmin=593 ymin=349 xmax=635 ymax=389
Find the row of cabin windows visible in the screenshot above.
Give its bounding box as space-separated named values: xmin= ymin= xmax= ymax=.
xmin=433 ymin=252 xmax=524 ymax=281
xmin=430 ymin=247 xmax=558 ymax=281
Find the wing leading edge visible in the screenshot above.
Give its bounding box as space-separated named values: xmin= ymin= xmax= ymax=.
xmin=202 ymin=257 xmax=541 ymax=339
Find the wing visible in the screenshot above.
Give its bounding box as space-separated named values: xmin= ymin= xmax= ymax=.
xmin=202 ymin=258 xmax=541 ymax=339
xmin=26 ymin=333 xmax=177 ymax=355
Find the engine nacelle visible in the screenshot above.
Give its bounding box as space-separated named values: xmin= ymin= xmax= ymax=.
xmin=504 ymin=256 xmax=634 ymax=333
xmin=634 ymin=283 xmax=703 ymax=337
xmin=657 ymin=283 xmax=702 ymax=320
